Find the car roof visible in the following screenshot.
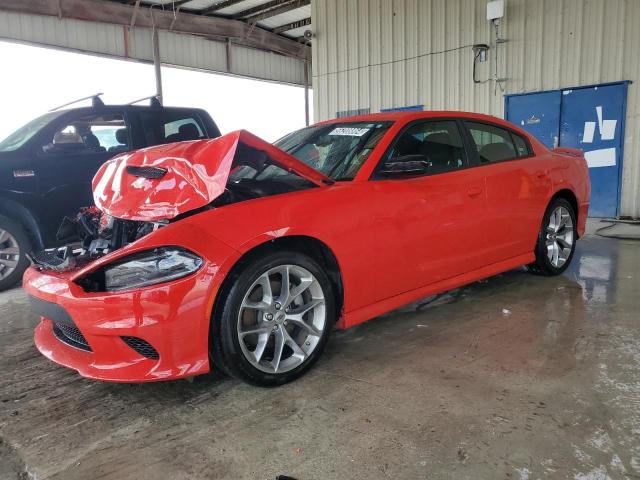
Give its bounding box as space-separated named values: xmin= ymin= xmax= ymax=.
xmin=53 ymin=104 xmax=208 ymax=115
xmin=314 ymin=110 xmax=538 ymax=142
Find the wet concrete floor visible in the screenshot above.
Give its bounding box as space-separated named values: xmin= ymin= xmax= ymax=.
xmin=1 ymin=235 xmax=639 ymax=479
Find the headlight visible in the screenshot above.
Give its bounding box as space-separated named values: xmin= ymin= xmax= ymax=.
xmin=80 ymin=247 xmax=203 ymax=292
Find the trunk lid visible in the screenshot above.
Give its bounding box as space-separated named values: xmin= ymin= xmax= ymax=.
xmin=92 ymin=130 xmax=331 ymax=221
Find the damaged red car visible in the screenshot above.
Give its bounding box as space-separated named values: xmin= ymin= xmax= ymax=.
xmin=24 ymin=112 xmax=590 ymax=386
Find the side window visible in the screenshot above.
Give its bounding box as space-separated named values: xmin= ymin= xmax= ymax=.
xmin=44 ymin=114 xmax=129 ymax=154
xmin=511 ymin=132 xmax=531 ymax=157
xmin=465 ymin=121 xmax=517 ymax=163
xmin=382 ymin=120 xmax=468 ymax=176
xmin=139 ymin=111 xmax=205 ymax=147
xmin=164 ymin=118 xmax=203 ymax=141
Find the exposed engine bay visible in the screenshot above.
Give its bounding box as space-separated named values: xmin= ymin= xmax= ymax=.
xmin=30 ymin=207 xmax=163 ymax=272
xmin=29 ymin=131 xmax=326 ymax=273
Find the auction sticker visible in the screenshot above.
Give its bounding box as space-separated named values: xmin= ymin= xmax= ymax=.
xmin=328 ymin=127 xmax=370 ymax=137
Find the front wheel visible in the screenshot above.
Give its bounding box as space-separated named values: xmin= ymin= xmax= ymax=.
xmin=211 ymin=251 xmax=334 ymax=386
xmin=0 ymin=216 xmax=31 ymax=291
xmin=528 ymin=198 xmax=577 ymax=276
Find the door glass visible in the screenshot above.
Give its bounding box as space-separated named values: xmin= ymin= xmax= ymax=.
xmin=511 ymin=133 xmax=531 ymax=157
xmin=380 ymin=120 xmax=468 ymax=176
xmin=465 ymin=122 xmax=517 ymax=163
xmin=138 ymin=111 xmax=206 ymax=146
xmin=44 ymin=114 xmax=128 ymax=154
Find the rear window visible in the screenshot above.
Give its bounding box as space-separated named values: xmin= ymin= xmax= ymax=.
xmin=465 ymin=121 xmax=518 ymax=163
xmin=139 ymin=111 xmax=206 ymax=147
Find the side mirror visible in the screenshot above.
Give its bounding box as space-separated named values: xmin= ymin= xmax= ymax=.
xmin=380 ymin=154 xmax=430 ymax=176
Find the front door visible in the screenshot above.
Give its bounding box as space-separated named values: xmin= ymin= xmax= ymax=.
xmin=369 ymin=119 xmax=487 ymax=300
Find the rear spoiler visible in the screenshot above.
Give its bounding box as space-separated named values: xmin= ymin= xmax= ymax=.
xmin=552 ymin=147 xmax=584 ymax=158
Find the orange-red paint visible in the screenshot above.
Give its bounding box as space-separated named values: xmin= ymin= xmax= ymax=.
xmin=25 ymin=111 xmax=590 ymax=382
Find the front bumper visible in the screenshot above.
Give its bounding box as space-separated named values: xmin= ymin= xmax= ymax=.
xmin=24 ymin=264 xmax=217 ymax=382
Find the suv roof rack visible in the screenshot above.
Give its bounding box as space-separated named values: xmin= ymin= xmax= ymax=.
xmin=127 ymin=95 xmax=162 ymax=108
xmin=49 ymin=93 xmax=104 ymax=112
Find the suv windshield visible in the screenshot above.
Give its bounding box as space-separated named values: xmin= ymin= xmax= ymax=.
xmin=275 ymin=121 xmax=392 ymax=180
xmin=0 ymin=111 xmax=64 ymax=152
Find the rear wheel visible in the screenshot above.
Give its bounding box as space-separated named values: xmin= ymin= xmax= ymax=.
xmin=528 ymin=198 xmax=577 ymax=276
xmin=211 ymin=251 xmax=334 ymax=386
xmin=0 ymin=216 xmax=31 ymax=291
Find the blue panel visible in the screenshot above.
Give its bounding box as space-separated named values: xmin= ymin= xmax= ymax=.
xmin=380 ymin=105 xmax=424 ymax=112
xmin=559 ymin=83 xmax=628 ymax=217
xmin=505 ymin=91 xmax=561 ymax=148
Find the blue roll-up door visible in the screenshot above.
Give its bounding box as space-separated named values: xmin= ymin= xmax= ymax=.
xmin=505 ymin=82 xmax=628 ymax=217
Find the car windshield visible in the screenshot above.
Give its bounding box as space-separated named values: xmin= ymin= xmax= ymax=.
xmin=0 ymin=111 xmax=64 ymax=152
xmin=275 ymin=121 xmax=392 ymax=180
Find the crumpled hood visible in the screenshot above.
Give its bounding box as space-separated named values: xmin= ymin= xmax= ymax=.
xmin=92 ymin=130 xmax=331 ymax=221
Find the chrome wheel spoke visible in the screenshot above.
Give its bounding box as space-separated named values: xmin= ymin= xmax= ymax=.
xmin=0 ymin=258 xmax=18 ymax=269
xmin=239 ymin=325 xmax=272 ymax=338
xmin=253 ymin=332 xmax=270 ymax=363
xmin=287 ymin=316 xmax=322 ymax=337
xmin=276 ymin=265 xmax=291 ymax=305
xmin=283 ymin=328 xmax=307 ymax=361
xmin=0 ymin=229 xmax=10 ymax=245
xmin=271 ymin=328 xmax=285 ymax=372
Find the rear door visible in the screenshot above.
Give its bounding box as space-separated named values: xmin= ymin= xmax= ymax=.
xmin=463 ymin=121 xmax=552 ymax=263
xmin=369 ymin=119 xmax=488 ymax=299
xmin=33 ymin=111 xmax=131 ymax=242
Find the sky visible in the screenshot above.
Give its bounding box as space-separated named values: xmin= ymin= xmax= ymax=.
xmin=0 ymin=40 xmax=311 ymax=143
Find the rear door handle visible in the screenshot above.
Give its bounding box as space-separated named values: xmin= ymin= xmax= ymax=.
xmin=467 ymin=187 xmax=483 ymax=198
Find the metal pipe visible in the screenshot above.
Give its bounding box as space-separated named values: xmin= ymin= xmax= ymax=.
xmin=152 ymin=27 xmax=163 ymax=105
xmin=304 ymin=59 xmax=310 ymax=126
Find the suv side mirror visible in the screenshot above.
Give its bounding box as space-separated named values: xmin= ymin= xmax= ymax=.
xmin=380 ymin=154 xmax=430 ymax=176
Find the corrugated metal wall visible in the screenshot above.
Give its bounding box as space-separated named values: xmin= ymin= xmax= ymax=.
xmin=312 ymin=0 xmax=640 ymax=217
xmin=0 ymin=11 xmax=306 ymax=86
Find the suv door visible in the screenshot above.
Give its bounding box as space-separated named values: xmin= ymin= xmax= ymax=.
xmin=369 ymin=119 xmax=487 ymax=299
xmin=33 ymin=111 xmax=132 ymax=243
xmin=463 ymin=120 xmax=552 ymax=263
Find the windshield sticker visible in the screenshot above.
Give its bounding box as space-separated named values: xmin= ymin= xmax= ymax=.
xmin=328 ymin=127 xmax=370 ymax=137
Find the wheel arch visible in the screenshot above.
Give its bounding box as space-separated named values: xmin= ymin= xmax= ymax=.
xmin=0 ymin=196 xmax=42 ymax=250
xmin=550 ymin=188 xmax=580 ymax=236
xmin=212 ymin=235 xmax=345 ymax=326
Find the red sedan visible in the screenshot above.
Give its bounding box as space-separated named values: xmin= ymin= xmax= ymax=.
xmin=24 ymin=111 xmax=590 ymax=386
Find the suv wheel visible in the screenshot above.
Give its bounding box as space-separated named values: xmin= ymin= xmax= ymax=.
xmin=0 ymin=216 xmax=31 ymax=291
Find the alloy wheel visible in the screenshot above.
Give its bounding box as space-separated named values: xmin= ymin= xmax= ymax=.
xmin=0 ymin=228 xmax=20 ymax=281
xmin=545 ymin=206 xmax=574 ymax=268
xmin=237 ymin=264 xmax=326 ymax=374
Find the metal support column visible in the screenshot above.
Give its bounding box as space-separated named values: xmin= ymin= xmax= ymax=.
xmin=304 ymin=60 xmax=310 ymax=126
xmin=152 ymin=27 xmax=163 ymax=104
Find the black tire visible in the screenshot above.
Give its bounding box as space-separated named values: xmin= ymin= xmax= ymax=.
xmin=0 ymin=215 xmax=32 ymax=291
xmin=528 ymin=197 xmax=577 ymax=276
xmin=211 ymin=250 xmax=335 ymax=387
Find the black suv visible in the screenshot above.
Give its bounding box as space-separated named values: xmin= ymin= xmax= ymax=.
xmin=0 ymin=97 xmax=220 ymax=290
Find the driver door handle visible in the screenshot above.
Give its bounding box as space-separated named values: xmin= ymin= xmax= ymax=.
xmin=467 ymin=187 xmax=483 ymax=198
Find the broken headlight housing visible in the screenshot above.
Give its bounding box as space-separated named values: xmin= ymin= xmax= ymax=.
xmin=77 ymin=247 xmax=203 ymax=292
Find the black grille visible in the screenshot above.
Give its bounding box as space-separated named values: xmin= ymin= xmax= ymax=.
xmin=53 ymin=323 xmax=92 ymax=352
xmin=121 ymin=337 xmax=159 ymax=360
